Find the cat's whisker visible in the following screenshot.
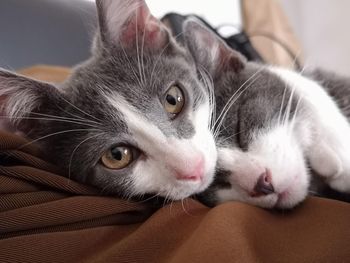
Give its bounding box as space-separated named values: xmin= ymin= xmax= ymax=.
xmin=290 ymin=94 xmax=303 ymax=135
xmin=277 ymin=84 xmax=288 ymax=127
xmin=213 ymin=71 xmax=262 ymax=139
xmin=213 ymin=67 xmax=264 ymax=138
xmin=162 ymin=192 xmax=170 ymax=208
xmin=180 ymin=199 xmax=192 ymax=216
xmin=168 ymin=200 xmax=174 ymax=214
xmin=218 ymin=129 xmax=247 ymax=145
xmin=16 ymin=128 xmax=100 ymax=151
xmin=68 ymin=133 xmax=103 ymax=180
xmin=198 ymin=66 xmax=216 ymax=132
xmin=135 ymin=193 xmax=161 ymax=204
xmin=282 ymin=84 xmax=296 ymax=127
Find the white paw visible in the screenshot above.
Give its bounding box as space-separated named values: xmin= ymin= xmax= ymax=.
xmin=308 ymin=141 xmax=342 ymax=178
xmin=308 ymin=141 xmax=350 ymax=193
xmin=328 ymin=173 xmax=350 ymax=192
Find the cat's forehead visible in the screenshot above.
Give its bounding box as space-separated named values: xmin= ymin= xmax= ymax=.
xmin=62 ymin=53 xmax=205 ymax=141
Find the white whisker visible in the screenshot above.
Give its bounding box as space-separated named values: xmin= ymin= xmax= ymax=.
xmin=16 ymin=128 xmax=100 ymax=150
xmin=68 ymin=133 xmax=103 ymax=180
xmin=213 ymin=71 xmax=263 ymax=139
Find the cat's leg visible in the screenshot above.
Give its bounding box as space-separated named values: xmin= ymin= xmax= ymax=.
xmin=308 ymin=134 xmax=350 ymax=192
xmin=272 ymin=67 xmax=350 ymax=192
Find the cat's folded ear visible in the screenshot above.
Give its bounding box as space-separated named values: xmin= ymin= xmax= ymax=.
xmin=0 ymin=69 xmax=60 ymax=134
xmin=96 ymin=0 xmax=170 ymax=51
xmin=183 ymin=18 xmax=246 ymax=78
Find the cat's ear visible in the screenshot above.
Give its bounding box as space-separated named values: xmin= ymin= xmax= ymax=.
xmin=183 ymin=19 xmax=246 ymax=77
xmin=96 ymin=0 xmax=169 ymax=51
xmin=0 ymin=69 xmax=60 ymax=133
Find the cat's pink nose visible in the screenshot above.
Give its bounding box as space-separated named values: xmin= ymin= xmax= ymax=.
xmin=252 ymin=169 xmax=274 ymax=196
xmin=175 ymin=158 xmax=204 ymax=181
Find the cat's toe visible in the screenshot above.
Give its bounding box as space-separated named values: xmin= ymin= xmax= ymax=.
xmin=308 ymin=142 xmax=342 ymax=178
xmin=328 ymin=172 xmax=350 ymax=193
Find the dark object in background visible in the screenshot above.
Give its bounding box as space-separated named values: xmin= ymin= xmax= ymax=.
xmin=0 ymin=1 xmax=259 ymax=70
xmin=161 ymin=13 xmax=263 ymax=62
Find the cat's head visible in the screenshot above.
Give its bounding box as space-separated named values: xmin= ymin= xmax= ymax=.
xmin=0 ymin=0 xmax=217 ymax=200
xmin=183 ymin=19 xmax=312 ymax=209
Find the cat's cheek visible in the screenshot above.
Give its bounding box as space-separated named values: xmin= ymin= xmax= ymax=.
xmin=192 ymin=131 xmax=217 ymax=192
xmin=129 ymin=159 xmax=207 ymax=200
xmin=190 ymin=103 xmax=218 ymax=192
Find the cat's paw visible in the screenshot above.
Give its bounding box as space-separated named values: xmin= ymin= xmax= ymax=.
xmin=327 ymin=172 xmax=350 ymax=192
xmin=308 ymin=141 xmax=342 ymax=178
xmin=309 ymin=141 xmax=350 ymax=193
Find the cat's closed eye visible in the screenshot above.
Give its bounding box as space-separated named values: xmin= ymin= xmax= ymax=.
xmin=163 ymin=85 xmax=185 ymax=118
xmin=101 ymin=146 xmax=137 ymax=170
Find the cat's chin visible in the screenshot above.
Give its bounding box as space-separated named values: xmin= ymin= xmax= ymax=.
xmin=167 ymin=171 xmax=216 ymax=200
xmin=250 ymin=185 xmax=309 ymax=209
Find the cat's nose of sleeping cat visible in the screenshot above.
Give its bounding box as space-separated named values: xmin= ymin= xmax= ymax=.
xmin=175 ymin=158 xmax=204 ymax=181
xmin=252 ymin=169 xmax=274 ymax=196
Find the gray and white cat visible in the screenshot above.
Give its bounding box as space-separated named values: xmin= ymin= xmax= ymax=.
xmin=0 ymin=0 xmax=217 ymax=201
xmin=1 ymin=0 xmax=350 ymax=210
xmin=182 ymin=19 xmax=350 ymax=208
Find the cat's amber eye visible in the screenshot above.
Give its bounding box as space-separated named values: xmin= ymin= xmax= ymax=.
xmin=164 ymin=85 xmax=185 ymax=116
xmin=101 ymin=146 xmax=133 ymax=170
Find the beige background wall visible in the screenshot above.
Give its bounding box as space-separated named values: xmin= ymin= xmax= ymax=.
xmin=281 ymin=0 xmax=350 ymax=76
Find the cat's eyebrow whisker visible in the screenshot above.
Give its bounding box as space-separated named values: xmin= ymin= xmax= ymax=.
xmin=135 ymin=10 xmax=144 ymax=86
xmin=0 ymin=116 xmax=101 ymax=129
xmin=67 ymin=133 xmax=104 ymax=180
xmin=141 ymin=13 xmax=150 ymax=87
xmin=15 ymin=128 xmax=100 ymax=151
xmin=54 ymin=93 xmax=102 ymax=123
xmin=30 ymin=111 xmax=100 ymax=125
xmin=149 ymin=32 xmax=184 ymax=89
xmin=8 ymin=109 xmax=101 ymax=126
xmin=118 ymin=39 xmax=143 ymax=89
xmin=51 ymin=101 xmax=103 ymax=127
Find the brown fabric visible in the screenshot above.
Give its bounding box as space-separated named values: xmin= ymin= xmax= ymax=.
xmin=1 ymin=66 xmax=350 ymax=262
xmin=18 ymin=65 xmax=71 ymax=83
xmin=242 ymin=0 xmax=304 ymax=68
